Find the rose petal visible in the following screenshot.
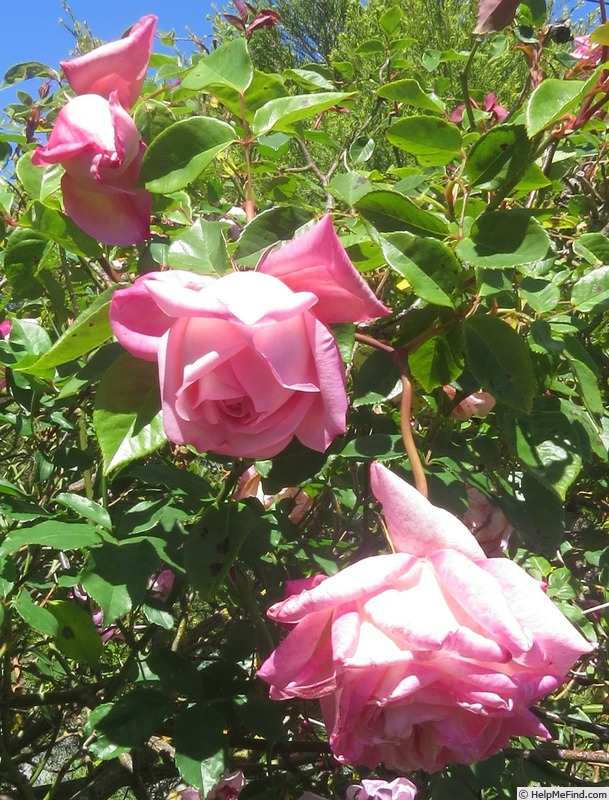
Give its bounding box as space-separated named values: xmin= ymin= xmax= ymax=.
xmin=370 ymin=463 xmax=485 ymax=558
xmin=260 ymin=215 xmax=391 ymax=324
xmin=60 ymin=15 xmax=157 ymax=109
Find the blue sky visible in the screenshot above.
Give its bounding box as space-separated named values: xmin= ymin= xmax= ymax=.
xmin=0 ymin=0 xmax=600 ymax=108
xmin=1 ymin=1 xmax=216 ymax=104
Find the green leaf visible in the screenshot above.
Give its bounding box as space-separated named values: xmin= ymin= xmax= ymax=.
xmin=573 ymin=232 xmax=609 ymax=266
xmin=340 ymin=434 xmax=405 ymax=460
xmin=79 ymin=540 xmax=160 ymax=624
xmin=386 ymin=116 xmax=461 ymax=166
xmin=504 ymin=406 xmax=583 ymax=499
xmin=174 ymin=705 xmax=226 ymax=794
xmin=380 ymin=5 xmax=403 ymax=34
xmin=53 ymin=493 xmax=111 ymax=530
xmin=93 ymin=353 xmax=167 ymax=475
xmin=133 ymin=99 xmax=176 ymax=145
xmin=463 ymin=315 xmax=536 ymax=412
xmin=355 ymin=190 xmax=448 ymax=238
xmin=2 ymin=61 xmax=57 ymax=86
xmin=16 ymin=152 xmax=63 ymax=201
xmin=251 ymin=91 xmax=354 ymax=135
xmin=590 ymin=21 xmax=609 ymax=45
xmin=526 ymin=79 xmax=585 ymax=136
xmin=329 ymin=172 xmax=374 ymax=206
xmin=15 ymin=589 xmax=59 ymax=637
xmin=233 ymin=693 xmax=287 ymax=741
xmin=571 ymin=266 xmax=609 ymax=313
xmin=349 ymin=136 xmax=375 ymax=164
xmin=205 ymin=70 xmax=286 ymax=122
xmin=377 ymin=79 xmax=444 ymax=113
xmin=233 ymin=206 xmax=314 ymax=262
xmin=86 ymin=689 xmax=171 ymax=760
xmin=353 ymin=349 xmax=401 ymax=407
xmin=184 ymin=504 xmax=254 ymax=600
xmin=21 ymin=201 xmax=102 ymax=258
xmin=0 ymin=521 xmax=104 ymax=557
xmin=547 ymin=567 xmax=580 ymax=600
xmin=168 ymin=218 xmax=228 ymax=274
xmin=409 ymin=329 xmax=464 ymax=392
xmin=503 ymin=472 xmax=565 ymax=555
xmin=140 ymin=117 xmax=236 ymax=193
xmin=182 ymin=38 xmax=253 ymax=93
xmin=47 ymin=600 xmax=102 ymax=666
xmin=519 ymin=277 xmax=560 ymax=313
xmin=23 ymin=286 xmax=117 ymax=373
xmin=355 ymin=39 xmax=385 ymax=55
xmin=258 ymin=437 xmax=327 ymax=493
xmin=464 ymin=125 xmax=532 ymax=190
xmin=3 ymin=229 xmax=49 ymax=301
xmin=145 ymin=650 xmax=203 ymax=698
xmin=455 ymin=210 xmax=551 ymax=268
xmin=283 ymin=68 xmax=334 ymax=90
xmin=381 ymin=232 xmax=463 ymax=308
xmin=563 ymin=336 xmax=603 ymax=416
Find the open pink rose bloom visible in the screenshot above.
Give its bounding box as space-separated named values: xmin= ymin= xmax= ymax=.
xmin=60 ymin=15 xmax=157 ymax=110
xmin=31 ymin=93 xmax=151 ymax=246
xmin=110 ymin=216 xmax=390 ymax=459
xmin=258 ymin=462 xmax=594 ymax=773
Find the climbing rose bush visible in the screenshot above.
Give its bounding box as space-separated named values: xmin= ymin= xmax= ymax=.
xmin=31 ymin=93 xmax=151 ymax=245
xmin=110 ymin=216 xmax=390 ymax=458
xmin=60 ymin=14 xmax=157 ymax=109
xmin=259 ymin=462 xmax=593 ymax=773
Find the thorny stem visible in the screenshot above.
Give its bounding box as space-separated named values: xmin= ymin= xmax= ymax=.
xmin=354 ymin=333 xmax=428 ymax=497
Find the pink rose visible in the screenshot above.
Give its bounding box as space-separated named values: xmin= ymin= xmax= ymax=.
xmin=570 ymin=35 xmax=602 ymax=65
xmin=233 ymin=465 xmax=314 ymax=523
xmin=60 ymin=15 xmax=157 ymax=110
xmin=110 ymin=216 xmax=390 ymax=458
xmin=149 ymin=569 xmax=175 ymax=602
xmin=31 ymin=93 xmax=151 ymax=245
xmin=463 ymin=486 xmax=513 ymax=557
xmin=178 ymin=770 xmax=246 ymax=800
xmin=258 ymin=462 xmax=593 ymax=773
xmin=443 ymin=385 xmax=496 ymax=420
xmin=346 ymin=777 xmax=417 ymax=800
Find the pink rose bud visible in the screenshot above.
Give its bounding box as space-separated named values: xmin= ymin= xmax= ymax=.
xmin=0 ymin=320 xmax=12 ymax=339
xmin=346 ymin=777 xmax=418 ymax=800
xmin=259 ymin=462 xmax=594 ymax=773
xmin=31 ymin=93 xmax=152 ymax=245
xmin=110 ymin=216 xmax=390 ymax=459
xmin=60 ymin=15 xmax=157 ymax=110
xmin=149 ymin=569 xmax=175 ymax=602
xmin=443 ymin=385 xmax=496 ymax=420
xmin=463 ymin=486 xmax=513 ymax=557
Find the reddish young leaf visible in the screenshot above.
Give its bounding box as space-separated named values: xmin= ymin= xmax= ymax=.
xmin=248 ymin=10 xmax=281 ymax=33
xmin=224 ymin=13 xmax=246 ymax=30
xmin=233 ymin=0 xmax=249 ymax=23
xmin=474 ymin=0 xmax=520 ymax=34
